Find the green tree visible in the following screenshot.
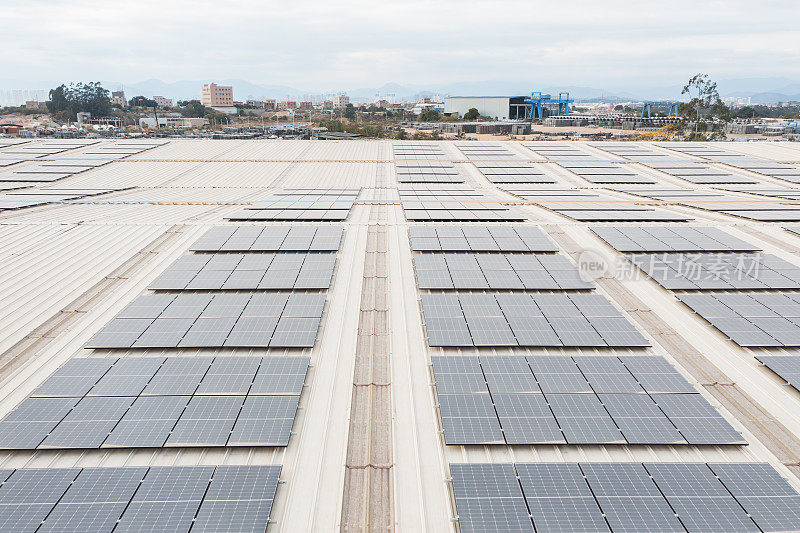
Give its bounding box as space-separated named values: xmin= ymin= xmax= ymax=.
xmin=344 ymin=104 xmax=356 ymax=120
xmin=181 ymin=100 xmax=209 ymax=118
xmin=680 ymin=73 xmax=728 ymax=132
xmin=418 ymin=109 xmax=440 ymax=122
xmin=46 ymin=82 xmax=110 ymax=121
xmin=463 ymin=107 xmax=479 ymax=120
xmin=47 ymin=85 xmax=70 ymax=115
xmin=129 ymin=96 xmax=157 ymax=108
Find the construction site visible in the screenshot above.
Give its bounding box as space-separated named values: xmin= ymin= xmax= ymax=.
xmin=2 ymin=137 xmax=800 ymax=531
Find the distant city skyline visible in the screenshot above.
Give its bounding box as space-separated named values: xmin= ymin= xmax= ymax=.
xmin=2 ymin=0 xmax=799 ymax=94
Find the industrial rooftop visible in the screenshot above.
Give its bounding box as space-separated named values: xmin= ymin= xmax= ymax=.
xmin=1 ymin=138 xmax=800 ymax=531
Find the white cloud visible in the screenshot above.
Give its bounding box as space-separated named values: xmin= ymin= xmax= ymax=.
xmin=1 ymin=0 xmax=798 ymax=92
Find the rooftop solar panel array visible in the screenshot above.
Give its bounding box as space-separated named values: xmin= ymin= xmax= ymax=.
xmin=474 ymin=162 xmax=558 ymax=184
xmin=645 ymin=161 xmax=759 ymax=184
xmin=191 ymin=225 xmax=343 ymax=252
xmin=659 ymin=193 xmax=800 ymax=221
xmin=504 ymin=188 xmax=692 ymax=222
xmin=719 ymin=186 xmax=800 ymax=201
xmin=658 ymin=143 xmax=754 ymax=162
xmin=0 ymin=157 xmax=111 ymax=181
xmin=523 ymin=143 xmax=600 ymax=161
xmin=149 ymin=252 xmax=336 ymax=290
xmin=392 ymin=142 xmax=448 ymax=160
xmin=726 ymin=161 xmax=800 ymax=183
xmin=0 ymin=465 xmax=280 ymax=533
xmin=86 ymin=292 xmax=326 ymax=348
xmin=559 ymin=162 xmax=658 ymax=184
xmin=0 ymin=356 xmax=308 ymax=449
xmin=451 ymin=462 xmax=800 ymax=533
xmin=590 ymin=143 xmax=676 ymax=162
xmin=400 ymin=186 xmax=525 ymax=221
xmin=0 ymin=139 xmax=100 ymax=160
xmin=433 ymin=355 xmax=741 ymax=445
xmin=228 ymin=188 xmax=360 ymax=221
xmin=756 ymin=355 xmax=800 ymax=392
xmin=593 ymin=226 xmax=759 ymax=252
xmin=421 ymin=293 xmax=649 ymax=347
xmin=414 ymin=253 xmax=592 ymax=290
xmin=628 ymin=252 xmax=800 ymax=290
xmin=395 ymin=161 xmax=464 ymax=183
xmin=678 ymin=292 xmax=800 ymax=346
xmin=456 ymin=142 xmax=521 ymax=160
xmin=611 ymin=187 xmax=722 ymax=202
xmin=0 ymin=187 xmax=131 ymax=211
xmin=409 ymin=226 xmax=557 ymax=252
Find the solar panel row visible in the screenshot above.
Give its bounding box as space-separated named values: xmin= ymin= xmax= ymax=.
xmin=678 ymin=292 xmax=800 ymax=346
xmin=86 ymin=292 xmax=326 ymax=348
xmin=450 ymin=462 xmax=800 ymax=533
xmin=628 ymin=252 xmax=800 ymax=290
xmin=0 ymin=465 xmax=280 ymax=533
xmin=413 ymin=252 xmax=592 ymax=290
xmin=191 ymin=225 xmax=343 ymax=252
xmin=150 ymin=252 xmax=336 ymax=290
xmin=409 ymin=226 xmax=557 ymax=252
xmin=421 ymin=293 xmax=649 ymax=347
xmin=0 ymin=356 xmax=307 ymax=449
xmin=227 ymin=189 xmax=360 ymax=221
xmin=432 ymin=355 xmax=741 ymax=445
xmin=593 ymin=226 xmax=759 ymax=252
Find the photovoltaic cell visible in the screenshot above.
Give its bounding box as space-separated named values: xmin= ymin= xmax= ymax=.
xmin=677 ymin=292 xmax=800 ymax=347
xmin=449 ymin=462 xmax=800 ymax=533
xmin=421 ymin=293 xmax=649 ymax=347
xmin=0 ymin=356 xmax=308 ymax=450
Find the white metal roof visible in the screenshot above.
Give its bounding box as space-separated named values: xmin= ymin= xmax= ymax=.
xmin=1 ymin=139 xmax=800 ymax=531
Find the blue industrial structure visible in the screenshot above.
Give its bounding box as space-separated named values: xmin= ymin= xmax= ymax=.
xmin=641 ymin=101 xmax=680 ymax=119
xmin=525 ymin=92 xmax=574 ymax=120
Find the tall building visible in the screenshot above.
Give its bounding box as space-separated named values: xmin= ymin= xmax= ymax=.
xmin=153 ymin=96 xmax=173 ymax=108
xmin=333 ymin=94 xmax=350 ymax=109
xmin=201 ymin=83 xmax=234 ymax=108
xmin=111 ymin=91 xmax=126 ymax=106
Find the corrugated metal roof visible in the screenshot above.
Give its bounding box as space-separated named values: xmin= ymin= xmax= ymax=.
xmin=1 ymin=139 xmax=800 ymax=531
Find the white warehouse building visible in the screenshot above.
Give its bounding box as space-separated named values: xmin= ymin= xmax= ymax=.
xmin=444 ymin=95 xmax=529 ymax=120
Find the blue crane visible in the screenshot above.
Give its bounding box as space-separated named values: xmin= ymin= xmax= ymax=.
xmin=641 ymin=101 xmax=680 ymax=119
xmin=525 ymin=92 xmax=574 ymax=120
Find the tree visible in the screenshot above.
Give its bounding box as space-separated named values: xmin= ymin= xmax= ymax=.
xmin=181 ymin=100 xmax=209 ymax=118
xmin=680 ymin=73 xmax=727 ymax=132
xmin=344 ymin=104 xmax=356 ymax=121
xmin=45 ymin=82 xmax=110 ymax=121
xmin=129 ymin=96 xmax=157 ymax=108
xmin=47 ymin=85 xmax=69 ymax=115
xmin=463 ymin=107 xmax=479 ymax=120
xmin=418 ymin=109 xmax=440 ymax=122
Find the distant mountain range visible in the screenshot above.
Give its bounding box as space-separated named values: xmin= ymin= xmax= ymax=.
xmin=1 ymin=77 xmax=798 ymax=104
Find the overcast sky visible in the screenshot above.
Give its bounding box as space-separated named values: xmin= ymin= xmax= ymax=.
xmin=3 ymin=0 xmax=799 ymax=92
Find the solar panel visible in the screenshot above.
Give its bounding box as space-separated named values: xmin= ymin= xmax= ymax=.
xmin=516 ymin=463 xmax=610 ymax=532
xmin=678 ymin=292 xmax=800 ymax=347
xmin=627 ymin=252 xmax=800 ymax=290
xmin=410 ymin=226 xmax=557 ymax=252
xmin=87 ymin=292 xmax=325 ymax=349
xmin=429 ymin=354 xmax=739 ymax=446
xmin=414 ymin=252 xmax=591 ymax=290
xmin=422 ymin=293 xmax=649 ymax=347
xmin=593 ymin=226 xmax=759 ymax=253
xmin=449 ymin=463 xmax=533 ymax=532
xmin=0 ymin=356 xmax=308 ymax=450
xmin=450 ymin=462 xmax=800 ymax=533
xmin=645 ymin=463 xmax=759 ymax=532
